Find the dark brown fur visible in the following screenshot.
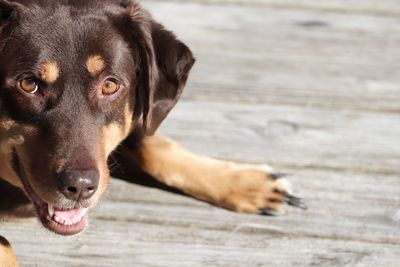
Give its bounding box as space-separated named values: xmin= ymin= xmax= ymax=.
xmin=0 ymin=0 xmax=303 ymax=264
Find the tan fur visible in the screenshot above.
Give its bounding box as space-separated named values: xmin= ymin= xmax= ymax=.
xmin=0 ymin=119 xmax=33 ymax=188
xmin=0 ymin=119 xmax=16 ymax=131
xmin=97 ymin=104 xmax=134 ymax=198
xmin=101 ymin=123 xmax=124 ymax=157
xmin=0 ymin=152 xmax=22 ymax=189
xmin=129 ymin=3 xmax=145 ymax=21
xmin=86 ymin=55 xmax=105 ymax=76
xmin=122 ymin=134 xmax=292 ymax=214
xmin=0 ymin=236 xmax=19 ymax=267
xmin=101 ymin=105 xmax=133 ymax=156
xmin=39 ymin=61 xmax=59 ymax=84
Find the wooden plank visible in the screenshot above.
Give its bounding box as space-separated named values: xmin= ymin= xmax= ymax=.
xmin=145 ymin=0 xmax=400 ymax=16
xmin=160 ymin=101 xmax=400 ymax=176
xmin=3 ymin=172 xmax=400 ymax=266
xmin=1 ymin=0 xmax=400 ymax=266
xmin=142 ymin=0 xmax=400 ymax=113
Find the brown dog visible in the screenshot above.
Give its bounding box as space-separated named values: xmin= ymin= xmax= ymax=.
xmin=0 ymin=0 xmax=305 ymax=265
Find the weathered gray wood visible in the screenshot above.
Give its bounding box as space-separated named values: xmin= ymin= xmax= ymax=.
xmin=161 ymin=101 xmax=400 ymax=175
xmin=143 ymin=0 xmax=400 ymax=113
xmin=3 ymin=172 xmax=400 ymax=266
xmin=1 ymin=0 xmax=400 ymax=266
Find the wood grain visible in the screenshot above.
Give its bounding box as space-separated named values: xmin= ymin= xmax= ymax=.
xmin=1 ymin=0 xmax=399 ymax=266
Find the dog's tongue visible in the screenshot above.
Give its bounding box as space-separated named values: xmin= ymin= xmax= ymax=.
xmin=54 ymin=207 xmax=87 ymax=222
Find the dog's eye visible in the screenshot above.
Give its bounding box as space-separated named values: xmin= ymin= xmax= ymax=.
xmin=19 ymin=79 xmax=39 ymax=94
xmin=101 ymin=79 xmax=120 ymax=95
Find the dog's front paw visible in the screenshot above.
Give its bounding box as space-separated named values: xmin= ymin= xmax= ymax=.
xmin=217 ymin=165 xmax=307 ymax=215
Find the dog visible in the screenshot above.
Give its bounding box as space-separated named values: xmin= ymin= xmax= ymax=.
xmin=0 ymin=0 xmax=305 ymax=265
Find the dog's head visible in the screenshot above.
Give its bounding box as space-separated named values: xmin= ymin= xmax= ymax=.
xmin=0 ymin=0 xmax=194 ymax=235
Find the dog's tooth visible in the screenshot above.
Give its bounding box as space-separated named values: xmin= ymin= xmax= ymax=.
xmin=48 ymin=205 xmax=54 ymax=217
xmin=82 ymin=208 xmax=88 ymax=215
xmin=54 ymin=216 xmax=64 ymax=225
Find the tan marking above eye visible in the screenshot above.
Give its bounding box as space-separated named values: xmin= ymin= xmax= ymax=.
xmin=19 ymin=79 xmax=39 ymax=94
xmin=101 ymin=79 xmax=120 ymax=95
xmin=86 ymin=55 xmax=105 ymax=76
xmin=40 ymin=61 xmax=59 ymax=84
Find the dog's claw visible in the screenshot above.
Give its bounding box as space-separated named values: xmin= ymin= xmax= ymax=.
xmin=259 ymin=208 xmax=277 ymax=216
xmin=286 ymin=194 xmax=307 ymax=210
xmin=269 ymin=172 xmax=291 ymax=180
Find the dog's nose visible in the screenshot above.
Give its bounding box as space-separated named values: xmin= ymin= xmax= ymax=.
xmin=57 ymin=169 xmax=99 ymax=201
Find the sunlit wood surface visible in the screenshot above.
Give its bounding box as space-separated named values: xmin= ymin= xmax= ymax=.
xmin=2 ymin=0 xmax=400 ymax=266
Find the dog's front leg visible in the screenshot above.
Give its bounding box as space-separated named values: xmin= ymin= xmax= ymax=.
xmin=119 ymin=133 xmax=305 ymax=214
xmin=0 ymin=236 xmax=19 ymax=267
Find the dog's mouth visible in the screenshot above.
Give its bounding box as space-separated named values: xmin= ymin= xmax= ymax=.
xmin=12 ymin=150 xmax=89 ymax=236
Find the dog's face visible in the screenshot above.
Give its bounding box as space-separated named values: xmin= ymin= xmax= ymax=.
xmin=0 ymin=0 xmax=194 ymax=235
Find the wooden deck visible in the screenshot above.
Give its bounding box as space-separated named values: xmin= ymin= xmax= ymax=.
xmin=2 ymin=0 xmax=400 ymax=266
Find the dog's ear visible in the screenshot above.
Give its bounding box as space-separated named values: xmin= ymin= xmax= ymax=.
xmin=122 ymin=2 xmax=195 ymax=135
xmin=0 ymin=0 xmax=24 ymax=25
